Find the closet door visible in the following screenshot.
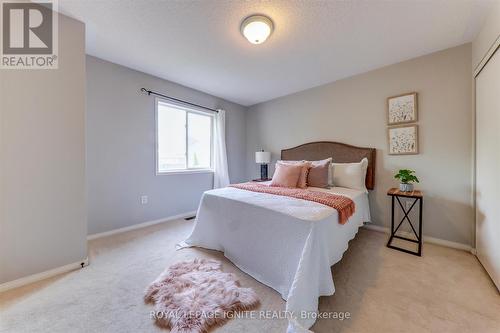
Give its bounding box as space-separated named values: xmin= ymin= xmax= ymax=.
xmin=476 ymin=46 xmax=500 ymax=291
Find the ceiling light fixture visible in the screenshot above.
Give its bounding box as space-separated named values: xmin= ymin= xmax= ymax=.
xmin=240 ymin=15 xmax=274 ymax=45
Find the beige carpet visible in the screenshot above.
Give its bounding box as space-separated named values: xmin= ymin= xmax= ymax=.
xmin=1 ymin=219 xmax=499 ymax=333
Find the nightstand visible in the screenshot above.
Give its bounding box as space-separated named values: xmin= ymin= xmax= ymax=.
xmin=387 ymin=188 xmax=424 ymax=256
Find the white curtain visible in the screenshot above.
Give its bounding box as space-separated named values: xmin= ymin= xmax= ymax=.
xmin=213 ymin=109 xmax=230 ymax=188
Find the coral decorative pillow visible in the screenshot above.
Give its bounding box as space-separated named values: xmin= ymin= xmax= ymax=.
xmin=277 ymin=161 xmax=311 ymax=188
xmin=270 ymin=163 xmax=303 ymax=188
xmin=297 ymin=162 xmax=312 ymax=188
xmin=307 ymin=158 xmax=332 ymax=188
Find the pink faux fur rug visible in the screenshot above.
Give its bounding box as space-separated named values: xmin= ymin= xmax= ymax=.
xmin=145 ymin=259 xmax=259 ymax=333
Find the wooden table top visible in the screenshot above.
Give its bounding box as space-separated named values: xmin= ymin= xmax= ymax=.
xmin=387 ymin=188 xmax=423 ymax=198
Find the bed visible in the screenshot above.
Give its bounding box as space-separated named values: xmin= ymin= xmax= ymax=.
xmin=178 ymin=141 xmax=376 ymax=332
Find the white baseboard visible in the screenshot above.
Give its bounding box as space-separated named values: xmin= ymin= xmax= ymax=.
xmin=0 ymin=212 xmax=197 ymax=294
xmin=362 ymin=224 xmax=472 ymax=252
xmin=87 ymin=211 xmax=197 ymax=241
xmin=0 ymin=257 xmax=89 ymax=293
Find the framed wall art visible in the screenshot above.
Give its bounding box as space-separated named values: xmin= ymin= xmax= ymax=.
xmin=388 ymin=124 xmax=418 ymax=155
xmin=387 ymin=92 xmax=418 ymax=125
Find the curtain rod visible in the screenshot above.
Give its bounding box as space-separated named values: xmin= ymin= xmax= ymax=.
xmin=140 ymin=88 xmax=219 ymax=113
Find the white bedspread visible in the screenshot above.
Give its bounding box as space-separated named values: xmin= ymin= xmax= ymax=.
xmin=177 ymin=185 xmax=371 ymax=332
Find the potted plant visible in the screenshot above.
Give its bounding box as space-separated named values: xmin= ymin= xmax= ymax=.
xmin=394 ymin=169 xmax=419 ymax=192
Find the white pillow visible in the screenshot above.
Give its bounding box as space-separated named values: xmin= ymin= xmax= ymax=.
xmin=331 ymin=158 xmax=369 ymax=193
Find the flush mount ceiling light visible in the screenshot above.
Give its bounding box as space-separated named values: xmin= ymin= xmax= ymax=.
xmin=240 ymin=15 xmax=274 ymax=45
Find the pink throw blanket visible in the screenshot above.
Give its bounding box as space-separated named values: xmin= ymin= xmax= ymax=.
xmin=229 ymin=183 xmax=355 ymax=224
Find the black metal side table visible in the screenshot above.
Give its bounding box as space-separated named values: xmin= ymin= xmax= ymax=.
xmin=387 ymin=188 xmax=423 ymax=256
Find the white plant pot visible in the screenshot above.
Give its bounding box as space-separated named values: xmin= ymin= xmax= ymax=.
xmin=399 ymin=183 xmax=414 ymax=192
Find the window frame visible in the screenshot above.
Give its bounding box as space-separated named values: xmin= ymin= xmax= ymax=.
xmin=155 ymin=97 xmax=215 ymax=175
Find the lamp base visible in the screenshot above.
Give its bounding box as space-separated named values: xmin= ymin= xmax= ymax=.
xmin=260 ymin=164 xmax=268 ymax=180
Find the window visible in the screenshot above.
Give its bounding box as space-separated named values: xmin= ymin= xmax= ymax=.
xmin=156 ymin=99 xmax=214 ymax=174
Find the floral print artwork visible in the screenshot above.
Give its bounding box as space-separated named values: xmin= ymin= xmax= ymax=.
xmin=389 ymin=125 xmax=417 ymax=154
xmin=388 ymin=94 xmax=416 ymax=124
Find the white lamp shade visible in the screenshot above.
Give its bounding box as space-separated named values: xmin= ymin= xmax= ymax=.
xmin=255 ymin=151 xmax=271 ymax=164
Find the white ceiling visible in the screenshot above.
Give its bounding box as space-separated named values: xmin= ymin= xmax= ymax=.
xmin=59 ymin=0 xmax=494 ymax=106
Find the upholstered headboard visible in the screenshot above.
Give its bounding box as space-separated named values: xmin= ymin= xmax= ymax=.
xmin=281 ymin=141 xmax=376 ymax=190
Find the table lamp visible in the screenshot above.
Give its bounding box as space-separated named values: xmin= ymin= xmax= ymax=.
xmin=255 ymin=150 xmax=271 ymax=180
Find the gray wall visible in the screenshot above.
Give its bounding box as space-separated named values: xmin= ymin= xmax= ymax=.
xmin=86 ymin=56 xmax=247 ymax=235
xmin=0 ymin=15 xmax=87 ymax=283
xmin=246 ymin=44 xmax=473 ymax=246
